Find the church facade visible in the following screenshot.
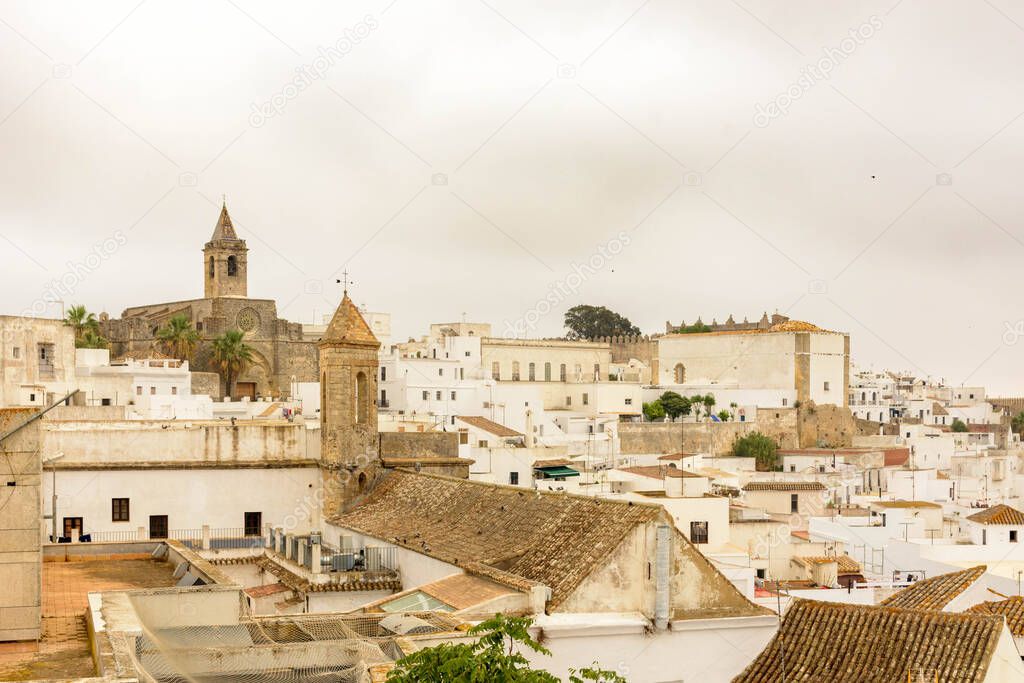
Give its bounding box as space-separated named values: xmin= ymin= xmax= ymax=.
xmin=100 ymin=204 xmax=318 ymax=399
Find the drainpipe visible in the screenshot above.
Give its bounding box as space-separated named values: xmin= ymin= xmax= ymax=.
xmin=655 ymin=523 xmax=671 ymax=630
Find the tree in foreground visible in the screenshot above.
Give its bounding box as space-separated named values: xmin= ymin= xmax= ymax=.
xmin=564 ymin=305 xmax=640 ymax=340
xmin=951 ymin=418 xmax=969 ymax=433
xmin=156 ymin=314 xmax=200 ymax=361
xmin=211 ymin=330 xmax=254 ymax=397
xmin=386 ymin=614 xmax=626 ymax=683
xmin=733 ymin=431 xmax=779 ymax=471
xmin=1013 ymin=411 xmax=1024 ymax=436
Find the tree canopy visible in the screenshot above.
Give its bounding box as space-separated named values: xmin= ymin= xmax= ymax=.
xmin=211 ymin=330 xmax=254 ymax=396
xmin=659 ymin=391 xmax=691 ymax=421
xmin=1012 ymin=411 xmax=1024 ymax=435
xmin=156 ymin=314 xmax=200 ymax=361
xmin=643 ymin=400 xmax=666 ymax=422
xmin=951 ymin=418 xmax=969 ymax=433
xmin=65 ymin=304 xmax=108 ymax=349
xmin=675 ymin=321 xmax=711 ymax=334
xmin=386 ymin=614 xmax=625 ymax=683
xmin=732 ymin=431 xmax=779 ymax=471
xmin=564 ymin=305 xmax=640 ymax=340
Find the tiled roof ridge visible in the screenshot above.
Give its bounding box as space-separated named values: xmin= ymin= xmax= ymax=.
xmin=967 ymin=503 xmax=1024 ymax=525
xmin=879 ymin=565 xmax=987 ymax=610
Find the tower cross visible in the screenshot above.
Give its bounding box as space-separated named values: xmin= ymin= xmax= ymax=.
xmin=337 ymin=269 xmax=352 ymax=296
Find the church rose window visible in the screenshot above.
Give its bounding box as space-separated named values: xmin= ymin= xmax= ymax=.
xmin=236 ymin=307 xmax=259 ymax=332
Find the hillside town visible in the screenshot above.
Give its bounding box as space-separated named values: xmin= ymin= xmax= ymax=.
xmin=2 ymin=206 xmax=1024 ymax=682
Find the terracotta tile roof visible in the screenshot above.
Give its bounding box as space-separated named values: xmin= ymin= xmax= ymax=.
xmin=968 ymin=504 xmax=1024 ymax=525
xmin=968 ymin=596 xmax=1024 ymax=636
xmin=733 ymin=599 xmax=1005 ymax=683
xmin=419 ymin=573 xmax=519 ymax=611
xmin=793 ymin=555 xmax=862 ymax=574
xmin=532 ymin=458 xmax=575 ymax=469
xmin=871 ymin=500 xmax=942 ymax=509
xmin=933 ymin=402 xmax=950 ymax=416
xmin=331 ymin=469 xmax=663 ymax=609
xmin=880 ymin=565 xmax=986 ymax=611
xmin=244 ymin=582 xmax=289 ymax=598
xmin=620 ymin=465 xmax=703 ymax=479
xmin=742 ymin=481 xmax=826 ymax=491
xmin=455 ymin=415 xmax=523 ymax=438
xmin=884 ymin=447 xmax=910 ymax=466
xmin=321 ymin=293 xmax=379 ymax=347
xmin=657 ymin=452 xmax=700 ymax=460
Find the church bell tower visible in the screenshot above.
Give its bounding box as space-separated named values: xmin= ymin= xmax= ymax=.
xmin=203 ymin=201 xmax=248 ymax=298
xmin=319 ymin=291 xmax=382 ymax=516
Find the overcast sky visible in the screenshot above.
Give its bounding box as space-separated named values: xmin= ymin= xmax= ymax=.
xmin=2 ymin=0 xmax=1023 ymax=393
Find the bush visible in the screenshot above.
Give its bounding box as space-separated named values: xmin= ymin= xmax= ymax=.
xmin=732 ymin=431 xmax=779 ymax=471
xmin=643 ymin=400 xmax=666 ymax=422
xmin=951 ymin=418 xmax=969 ymax=433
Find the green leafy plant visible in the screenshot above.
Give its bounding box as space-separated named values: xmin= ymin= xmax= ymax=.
xmin=732 ymin=431 xmax=779 ymax=471
xmin=386 ymin=614 xmax=626 ymax=682
xmin=77 ymin=329 xmax=108 ymax=349
xmin=564 ymin=305 xmax=640 ymax=340
xmin=951 ymin=418 xmax=969 ymax=433
xmin=643 ymin=400 xmax=666 ymax=422
xmin=156 ymin=314 xmax=200 ymax=362
xmin=659 ymin=391 xmax=691 ymax=421
xmin=65 ymin=304 xmax=106 ymax=348
xmin=675 ymin=322 xmax=711 ymax=334
xmin=211 ymin=329 xmax=253 ymax=397
xmin=717 ymin=409 xmax=731 ymax=422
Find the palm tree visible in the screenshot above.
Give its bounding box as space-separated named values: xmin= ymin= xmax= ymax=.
xmin=77 ymin=329 xmax=108 ymax=349
xmin=212 ymin=330 xmax=253 ymax=398
xmin=703 ymin=394 xmax=716 ymax=421
xmin=65 ymin=304 xmax=99 ymax=341
xmin=156 ymin=315 xmax=200 ymax=361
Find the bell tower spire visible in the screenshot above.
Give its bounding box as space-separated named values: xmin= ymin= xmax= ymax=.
xmin=203 ymin=199 xmax=248 ymax=298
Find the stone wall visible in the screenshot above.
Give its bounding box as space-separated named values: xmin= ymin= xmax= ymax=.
xmin=0 ymin=408 xmax=42 ymax=641
xmin=191 ymin=371 xmax=222 ymax=399
xmin=380 ymin=432 xmax=458 ymax=459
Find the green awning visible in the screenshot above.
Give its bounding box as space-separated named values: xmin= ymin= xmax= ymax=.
xmin=535 ymin=466 xmax=580 ymax=478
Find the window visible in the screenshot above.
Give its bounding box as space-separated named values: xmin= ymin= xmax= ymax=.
xmin=435 ymin=391 xmax=442 ymax=401
xmin=582 ymin=393 xmax=589 ymax=406
xmin=355 ymin=371 xmax=369 ymax=423
xmin=422 ymin=391 xmax=429 ymax=400
xmin=690 ymin=521 xmax=709 ymax=544
xmin=674 ymin=363 xmax=686 ymax=383
xmin=149 ymin=515 xmax=169 ymax=540
xmin=136 ymin=386 xmax=142 ymax=396
xmin=492 ymin=362 xmax=501 ymax=380
xmin=450 ymin=391 xmax=456 ymax=400
xmin=509 ymin=472 xmax=519 ymax=485
xmin=244 ymin=512 xmax=262 ymax=536
xmin=111 ymin=498 xmax=130 ymax=522
xmin=528 ymin=363 xmax=536 ymax=381
xmin=790 ymin=494 xmax=799 ymax=513
xmin=227 ymin=255 xmax=238 ymax=276
xmin=559 ymin=364 xmax=567 ymax=382
xmin=782 ymin=398 xmax=788 ymax=407
xmin=171 ymin=386 xmax=177 ymax=395
xmin=464 ymin=351 xmax=471 ymax=357
xmin=594 ymin=363 xmax=601 ymax=380
xmin=38 ymin=343 xmax=54 ymax=379
xmin=150 ymin=387 xmax=156 ymax=395
xmin=101 ymin=398 xmax=111 ymax=406
xmin=544 ymin=362 xmax=552 ymax=381
xmin=11 ymin=347 xmax=18 ymax=359
xmin=478 ymin=439 xmax=488 ymax=447
xmin=438 ymin=368 xmax=443 ymax=377
xmin=566 ymin=396 xmax=572 ymax=406
xmin=381 ymin=367 xmax=386 ymax=381
xmin=1012 ymin=530 xmax=1019 ymax=543
xmin=625 ymin=398 xmax=633 ymax=405
xmin=512 ymin=361 xmax=520 ymax=381
xmin=756 ymin=568 xmax=766 ymax=579
xmin=790 ymin=465 xmax=796 ymax=472
xmin=823 ymin=381 xmax=830 ymax=391
xmin=380 ymin=389 xmax=387 ymax=406
xmin=208 ymin=256 xmax=215 ymax=278
xmin=320 ymin=372 xmax=328 ymax=425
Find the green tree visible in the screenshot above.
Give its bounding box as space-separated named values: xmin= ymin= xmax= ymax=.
xmin=564 ymin=305 xmax=641 ymax=340
xmin=1013 ymin=411 xmax=1024 ymax=435
xmin=675 ymin=322 xmax=711 ymax=334
xmin=77 ymin=329 xmax=108 ymax=349
xmin=702 ymin=394 xmax=716 ymax=418
xmin=717 ymin=409 xmax=731 ymax=422
xmin=733 ymin=431 xmax=779 ymax=471
xmin=65 ymin=304 xmax=104 ymax=348
xmin=211 ymin=330 xmax=253 ymax=397
xmin=386 ymin=614 xmax=625 ymax=683
xmin=691 ymin=394 xmax=704 ymax=420
xmin=643 ymin=400 xmax=666 ymax=422
xmin=951 ymin=418 xmax=969 ymax=433
xmin=156 ymin=314 xmax=200 ymax=361
xmin=659 ymin=391 xmax=691 ymax=421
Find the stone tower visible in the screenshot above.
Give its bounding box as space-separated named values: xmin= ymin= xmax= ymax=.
xmin=319 ymin=292 xmax=382 ymax=517
xmin=203 ymin=202 xmax=248 ymax=298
